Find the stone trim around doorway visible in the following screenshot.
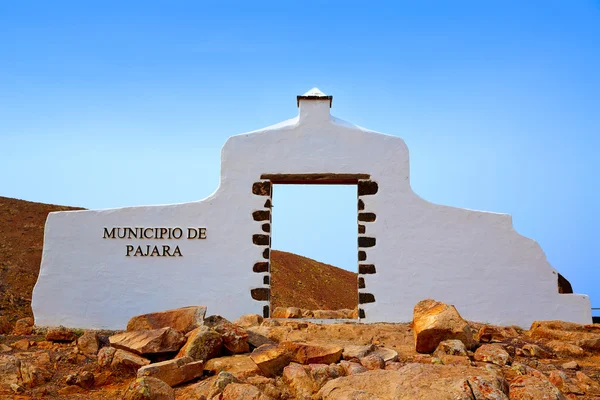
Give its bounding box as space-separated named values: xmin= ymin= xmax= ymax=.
xmin=250 ymin=175 xmax=379 ymax=320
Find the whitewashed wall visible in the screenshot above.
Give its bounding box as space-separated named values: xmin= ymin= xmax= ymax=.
xmin=32 ymin=91 xmax=591 ymax=329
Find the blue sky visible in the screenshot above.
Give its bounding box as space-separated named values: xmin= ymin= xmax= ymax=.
xmin=1 ymin=1 xmax=598 ymax=306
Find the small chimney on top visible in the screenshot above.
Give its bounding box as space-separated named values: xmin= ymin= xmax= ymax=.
xmin=297 ymin=88 xmax=332 ymax=122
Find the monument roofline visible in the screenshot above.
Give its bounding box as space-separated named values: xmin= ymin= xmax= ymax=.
xmin=296 ymin=87 xmax=332 ymax=108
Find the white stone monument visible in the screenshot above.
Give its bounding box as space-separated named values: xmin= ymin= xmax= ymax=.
xmin=32 ymin=88 xmax=591 ymax=329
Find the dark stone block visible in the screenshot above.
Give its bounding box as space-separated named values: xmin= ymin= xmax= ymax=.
xmin=358 ymin=237 xmax=376 ymax=248
xmin=263 ymin=305 xmax=270 ymax=318
xmin=358 ymin=199 xmax=365 ymax=211
xmin=358 ymin=213 xmax=376 ymax=222
xmin=359 ymin=293 xmax=376 ymax=304
xmin=252 ymin=210 xmax=271 ymax=221
xmin=358 ymin=180 xmax=378 ymax=196
xmin=359 ymin=264 xmax=376 ymax=274
xmin=358 ymin=224 xmax=365 ymax=234
xmin=264 ymin=199 xmax=272 ymax=208
xmin=359 ymin=309 xmax=366 ymax=319
xmin=253 ymin=234 xmax=270 ymax=246
xmin=251 ymin=288 xmax=270 ymax=301
xmin=262 ymin=223 xmax=271 ymax=233
xmin=263 ymin=248 xmax=270 ymax=259
xmin=558 ymin=273 xmax=573 ymax=294
xmin=358 ymin=277 xmax=365 ymax=289
xmin=358 ymin=251 xmax=366 ymax=261
xmin=253 ymin=262 xmax=269 ymax=273
xmin=252 ymin=181 xmax=271 ymax=196
xmin=263 ymin=275 xmax=270 ymax=285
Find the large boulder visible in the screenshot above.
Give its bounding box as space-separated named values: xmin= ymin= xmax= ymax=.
xmin=318 ymin=364 xmax=508 ymax=400
xmin=413 ymin=299 xmax=475 ymax=353
xmin=110 ymin=327 xmax=186 ymax=355
xmin=127 ymin=306 xmax=206 ymax=334
xmin=137 ymin=356 xmax=203 ymax=387
xmin=176 ymin=326 xmax=223 ymax=362
xmin=123 ymin=376 xmax=175 ymax=400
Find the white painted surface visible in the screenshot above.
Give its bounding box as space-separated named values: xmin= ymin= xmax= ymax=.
xmin=32 ymin=89 xmax=591 ymax=329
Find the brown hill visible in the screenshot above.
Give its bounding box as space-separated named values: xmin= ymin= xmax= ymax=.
xmin=0 ymin=196 xmax=357 ymax=322
xmin=270 ymin=250 xmax=358 ymax=311
xmin=0 ymin=196 xmax=83 ymax=322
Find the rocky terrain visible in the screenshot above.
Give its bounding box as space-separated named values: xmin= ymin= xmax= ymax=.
xmin=2 ymin=300 xmax=600 ymax=399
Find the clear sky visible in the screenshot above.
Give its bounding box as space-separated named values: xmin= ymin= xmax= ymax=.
xmin=1 ymin=2 xmax=598 ymax=306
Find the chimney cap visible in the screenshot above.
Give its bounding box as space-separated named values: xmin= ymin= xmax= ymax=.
xmin=297 ymin=87 xmax=332 ymax=108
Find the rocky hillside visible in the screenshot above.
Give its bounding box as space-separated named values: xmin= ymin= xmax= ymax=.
xmin=270 ymin=250 xmax=357 ymax=311
xmin=0 ymin=196 xmax=83 ymax=323
xmin=0 ymin=196 xmax=357 ymax=324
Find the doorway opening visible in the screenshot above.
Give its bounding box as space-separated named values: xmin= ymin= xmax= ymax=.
xmin=250 ymin=173 xmax=378 ymax=320
xmin=270 ymin=183 xmax=358 ymax=319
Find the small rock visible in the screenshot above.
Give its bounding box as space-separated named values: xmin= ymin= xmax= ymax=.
xmin=412 ymin=299 xmax=475 ymax=353
xmin=476 ymin=325 xmax=519 ymax=343
xmin=221 ymin=383 xmax=273 ymax=400
xmin=359 ymin=353 xmax=385 ymax=370
xmin=127 ymin=306 xmax=206 ymax=334
xmin=0 ymin=344 xmax=12 ymax=353
xmin=283 ymin=341 xmax=343 ymax=365
xmin=12 ymin=338 xmax=30 ymax=351
xmin=283 ymin=363 xmax=316 ymax=399
xmin=249 ymin=344 xmax=292 ymax=377
xmin=123 ymin=376 xmax=175 ymax=400
xmin=474 ymin=344 xmax=511 ymax=366
xmin=205 ymin=355 xmax=262 ymax=379
xmin=20 ymin=361 xmax=52 ymax=388
xmin=271 ymin=307 xmax=302 ymax=318
xmin=234 ymin=314 xmax=264 ymax=328
xmin=77 ymin=371 xmax=95 ymax=389
xmin=137 ymin=356 xmax=204 ymax=387
xmin=562 ymin=361 xmax=580 ymax=370
xmin=546 ymin=340 xmax=585 ymax=358
xmin=307 ymin=363 xmax=344 ymax=388
xmin=339 ymin=360 xmax=368 ymax=375
xmin=246 ymin=327 xmax=276 ymax=348
xmin=110 ymin=327 xmax=186 ymax=355
xmin=433 ymin=339 xmax=467 ymax=357
xmin=509 ymin=375 xmax=566 ymax=400
xmin=0 ymin=355 xmax=21 ymax=391
xmin=77 ymin=331 xmax=100 ymax=355
xmin=46 ymin=326 xmax=78 ymax=342
xmin=439 ymin=354 xmax=471 ymax=366
xmin=176 ymin=325 xmax=223 ymax=362
xmin=204 ymin=315 xmax=250 ymax=354
xmin=342 ymin=344 xmax=375 ymax=360
xmin=66 ymin=374 xmax=78 ymax=385
xmin=518 ymin=344 xmax=552 ymax=359
xmin=206 ymin=371 xmax=240 ymax=398
xmin=10 ymin=383 xmax=25 ymax=394
xmin=111 ymin=349 xmax=151 ymax=372
xmin=0 ymin=315 xmax=13 ymax=334
xmin=13 ymin=317 xmax=34 ymax=335
xmin=98 ymin=346 xmax=117 ymax=367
